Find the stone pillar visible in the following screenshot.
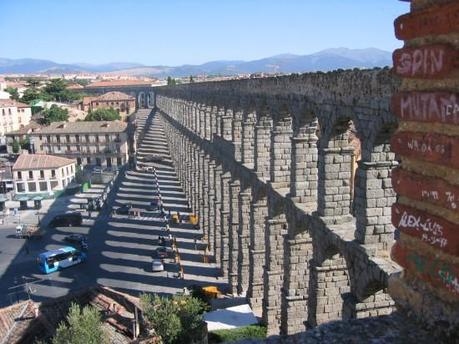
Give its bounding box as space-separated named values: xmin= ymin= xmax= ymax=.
xmin=221 ymin=115 xmax=233 ymax=141
xmin=254 ymin=116 xmax=272 ymax=181
xmin=229 ymin=179 xmax=240 ymax=294
xmin=237 ymin=187 xmax=252 ymax=295
xmin=232 ymin=109 xmax=243 ymax=162
xmin=207 ymin=160 xmax=216 ymax=256
xmin=241 ymin=110 xmax=256 ymax=169
xmin=290 ymin=122 xmax=318 ymax=205
xmin=201 ymin=155 xmax=210 ymax=243
xmin=270 ymin=118 xmax=292 ymax=189
xmin=213 ymin=164 xmax=223 ymax=266
xmin=354 ymin=161 xmax=397 ymax=251
xmin=281 ymin=229 xmax=313 ymax=335
xmin=317 ymin=146 xmax=354 ymax=218
xmin=263 ymin=199 xmax=287 ymax=336
xmin=247 ymin=192 xmax=268 ymax=313
xmin=204 ymin=105 xmax=212 ymax=140
xmin=220 ymin=172 xmax=232 ymax=277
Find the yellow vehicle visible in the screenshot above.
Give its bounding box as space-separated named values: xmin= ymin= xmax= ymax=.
xmin=189 ymin=214 xmax=198 ymax=225
xmin=202 ymin=286 xmax=222 ymax=299
xmin=171 ymin=213 xmax=179 ymax=224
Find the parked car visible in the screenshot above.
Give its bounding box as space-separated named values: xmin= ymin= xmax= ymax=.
xmin=143 ymin=154 xmax=164 ymax=163
xmin=64 ymin=234 xmax=88 ymax=251
xmin=155 ymin=246 xmax=173 ymax=259
xmin=152 ymin=259 xmax=164 ymax=272
xmin=49 ymin=212 xmax=82 ymax=227
xmin=15 ymin=224 xmax=43 ymax=239
xmin=116 ymin=204 xmax=132 ymax=215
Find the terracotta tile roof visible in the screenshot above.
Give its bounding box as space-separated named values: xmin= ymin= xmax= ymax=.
xmin=0 ymin=99 xmax=31 ymax=108
xmin=15 ymin=101 xmax=30 ymax=108
xmin=94 ymin=91 xmax=135 ymax=101
xmin=87 ymin=80 xmax=152 ymax=88
xmin=6 ymin=121 xmax=42 ymax=136
xmin=13 ymin=154 xmax=75 ymax=170
xmin=35 ymin=120 xmax=127 ymax=134
xmin=0 ymin=286 xmax=154 ymax=344
xmin=66 ymin=83 xmax=84 ymax=90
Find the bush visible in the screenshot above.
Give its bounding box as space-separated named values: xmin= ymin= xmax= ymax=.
xmin=208 ymin=325 xmax=267 ymax=343
xmin=42 ymin=104 xmax=69 ymax=124
xmin=140 ymin=293 xmax=207 ymax=344
xmin=52 ymin=303 xmax=107 ymax=344
xmin=85 ymin=107 xmax=120 ymax=121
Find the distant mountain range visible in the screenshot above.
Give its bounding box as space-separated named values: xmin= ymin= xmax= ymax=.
xmin=0 ymin=48 xmax=392 ymax=77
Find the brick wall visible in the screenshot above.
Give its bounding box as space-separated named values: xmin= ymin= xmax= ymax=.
xmin=388 ymin=0 xmax=459 ymax=335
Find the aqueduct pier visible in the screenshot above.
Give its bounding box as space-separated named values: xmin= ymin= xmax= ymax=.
xmin=152 ymin=68 xmax=401 ymax=335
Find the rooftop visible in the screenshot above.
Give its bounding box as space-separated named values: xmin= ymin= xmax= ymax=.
xmin=6 ymin=121 xmax=42 ymax=136
xmin=82 ymin=91 xmax=135 ymax=105
xmin=13 ymin=154 xmax=75 ymax=170
xmin=32 ymin=120 xmax=127 ymax=134
xmin=87 ymin=80 xmax=152 ymax=88
xmin=0 ymin=286 xmax=151 ymax=344
xmin=0 ymin=99 xmax=31 ymax=108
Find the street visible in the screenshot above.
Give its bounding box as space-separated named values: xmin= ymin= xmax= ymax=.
xmin=0 ymin=111 xmax=226 ymax=307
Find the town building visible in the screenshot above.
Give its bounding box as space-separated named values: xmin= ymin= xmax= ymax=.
xmin=7 ymin=121 xmax=131 ymax=168
xmin=0 ymin=100 xmax=32 ymax=144
xmin=82 ymin=91 xmax=136 ymax=120
xmin=12 ymin=153 xmax=76 ymax=197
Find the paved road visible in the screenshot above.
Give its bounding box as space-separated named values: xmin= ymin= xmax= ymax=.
xmin=0 ymin=110 xmax=226 ymax=307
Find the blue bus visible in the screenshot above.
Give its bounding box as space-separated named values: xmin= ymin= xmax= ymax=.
xmin=37 ymin=246 xmax=87 ymax=274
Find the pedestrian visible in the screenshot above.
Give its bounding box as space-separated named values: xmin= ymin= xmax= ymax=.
xmin=177 ymin=212 xmax=181 ymax=223
xmin=168 ymin=209 xmax=171 ymax=217
xmin=193 ymin=235 xmax=197 ymax=250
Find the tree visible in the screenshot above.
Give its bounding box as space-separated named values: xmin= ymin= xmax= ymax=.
xmin=25 ymin=78 xmax=41 ymax=88
xmin=21 ymin=88 xmax=42 ymax=103
xmin=42 ymin=104 xmax=69 ymax=124
xmin=189 ymin=76 xmax=194 ymax=83
xmin=5 ymin=87 xmax=19 ymax=101
xmin=167 ymin=76 xmax=176 ymax=86
xmin=141 ymin=294 xmax=182 ymax=344
xmin=140 ymin=294 xmax=206 ymax=344
xmin=85 ymin=107 xmax=121 ymax=121
xmin=52 ymin=303 xmax=106 ymax=344
xmin=12 ymin=140 xmax=20 ymax=154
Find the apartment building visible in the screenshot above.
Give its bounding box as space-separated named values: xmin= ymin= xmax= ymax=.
xmin=82 ymin=91 xmax=136 ymax=120
xmin=12 ymin=153 xmax=76 ymax=196
xmin=7 ymin=121 xmax=130 ymax=168
xmin=0 ymin=100 xmax=32 ymax=144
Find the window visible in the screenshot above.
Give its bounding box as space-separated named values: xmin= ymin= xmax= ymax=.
xmin=16 ymin=183 xmax=25 ymax=192
xmin=56 ymin=135 xmax=60 ymax=143
xmin=40 ymin=170 xmax=44 ymax=179
xmin=75 ymin=135 xmax=80 ymax=143
xmin=8 ymin=109 xmax=11 ymax=115
xmin=28 ymin=182 xmax=37 ymax=192
xmin=28 ymin=171 xmax=33 ymax=179
xmin=66 ymin=166 xmax=69 ymax=175
xmin=39 ymin=135 xmax=42 ymax=140
xmin=46 ymin=135 xmax=50 ymax=143
xmin=66 ymin=135 xmax=70 ymax=143
xmin=86 ymin=157 xmax=91 ymax=164
xmin=106 ymin=157 xmax=112 ymax=167
xmin=105 ymin=134 xmax=109 ymax=142
xmin=71 ymin=165 xmax=74 ymax=173
xmin=85 ymin=134 xmax=89 ymax=142
xmin=96 ymin=135 xmax=99 ymax=143
xmin=96 ymin=158 xmax=101 ymax=166
xmin=67 ymin=145 xmax=71 ymax=152
xmin=50 ymin=180 xmax=58 ymax=190
xmin=17 ymin=171 xmax=22 ymax=179
xmin=51 ymin=170 xmax=56 ymax=178
xmin=117 ymin=157 xmax=122 ymax=166
xmin=77 ymin=157 xmax=82 ymax=165
xmin=39 ymin=181 xmax=48 ymax=191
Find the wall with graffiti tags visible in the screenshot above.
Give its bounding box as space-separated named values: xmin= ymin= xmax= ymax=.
xmin=389 ymin=0 xmax=459 ymax=335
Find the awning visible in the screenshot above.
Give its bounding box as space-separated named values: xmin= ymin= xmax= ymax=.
xmin=32 ymin=196 xmax=43 ymax=201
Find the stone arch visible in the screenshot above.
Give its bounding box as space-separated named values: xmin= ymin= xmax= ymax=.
xmin=138 ymin=91 xmax=146 ymax=108
xmin=317 ymin=115 xmax=361 ymax=218
xmin=342 ymin=279 xmax=395 ymax=320
xmin=354 ymin=121 xmax=398 ymax=249
xmin=308 ymin=241 xmax=351 ymax=327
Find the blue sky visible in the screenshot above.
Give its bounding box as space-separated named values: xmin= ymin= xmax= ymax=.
xmin=0 ymin=0 xmax=409 ymax=66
